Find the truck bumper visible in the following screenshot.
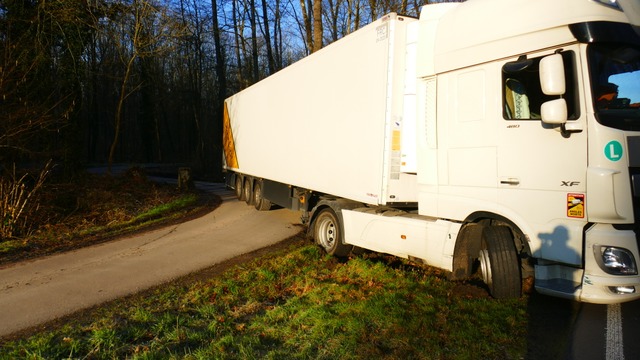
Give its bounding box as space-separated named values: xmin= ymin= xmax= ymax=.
xmin=580 ymin=224 xmax=640 ymax=304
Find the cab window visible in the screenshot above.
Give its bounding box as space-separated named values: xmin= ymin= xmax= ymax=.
xmin=502 ymin=51 xmax=579 ymax=120
xmin=588 ymin=44 xmax=640 ymax=131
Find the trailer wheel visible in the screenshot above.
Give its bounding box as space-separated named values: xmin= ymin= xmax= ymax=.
xmin=253 ymin=181 xmax=272 ymax=211
xmin=314 ymin=208 xmax=352 ymax=257
xmin=478 ymin=226 xmax=521 ymax=299
xmin=235 ymin=176 xmax=244 ymax=201
xmin=243 ymin=178 xmax=253 ymax=205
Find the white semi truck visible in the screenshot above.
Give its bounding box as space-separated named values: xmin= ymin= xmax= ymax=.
xmin=223 ymin=0 xmax=640 ymax=303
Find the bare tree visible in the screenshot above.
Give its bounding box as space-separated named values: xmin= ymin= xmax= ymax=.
xmin=296 ymin=0 xmax=322 ymax=54
xmin=231 ymin=0 xmax=246 ymax=86
xmin=298 ymin=0 xmax=313 ymax=54
xmin=106 ymin=0 xmax=182 ymax=173
xmin=272 ymin=0 xmax=284 ymax=70
xmin=260 ymin=0 xmax=275 ymax=74
xmin=325 ymin=0 xmax=341 ymax=42
xmin=0 ymin=0 xmax=91 ymax=167
xmin=211 ymin=0 xmax=227 ymax=180
xmin=346 ymin=0 xmax=362 ymax=34
xmin=248 ymin=0 xmax=260 ymax=81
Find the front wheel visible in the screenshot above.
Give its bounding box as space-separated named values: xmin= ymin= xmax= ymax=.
xmin=478 ymin=226 xmax=521 ymax=299
xmin=313 ymin=208 xmax=352 ymax=257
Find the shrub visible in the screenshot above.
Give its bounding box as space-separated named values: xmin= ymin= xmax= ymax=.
xmin=0 ymin=162 xmax=51 ymax=240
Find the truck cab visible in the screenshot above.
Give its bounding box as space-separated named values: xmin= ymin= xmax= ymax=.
xmin=416 ymin=0 xmax=640 ymax=303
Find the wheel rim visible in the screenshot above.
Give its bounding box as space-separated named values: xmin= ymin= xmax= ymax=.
xmin=316 ymin=215 xmax=337 ymax=250
xmin=479 ymin=248 xmax=492 ymax=287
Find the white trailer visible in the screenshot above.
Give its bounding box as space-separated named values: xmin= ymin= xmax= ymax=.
xmin=224 ymin=13 xmax=418 ymax=206
xmin=223 ymin=0 xmax=640 ymax=304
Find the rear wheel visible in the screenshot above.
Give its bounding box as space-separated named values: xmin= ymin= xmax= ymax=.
xmin=253 ymin=181 xmax=272 ymax=211
xmin=243 ymin=178 xmax=253 ymax=205
xmin=313 ymin=208 xmax=352 ymax=257
xmin=235 ymin=176 xmax=244 ymax=201
xmin=478 ymin=226 xmax=521 ymax=299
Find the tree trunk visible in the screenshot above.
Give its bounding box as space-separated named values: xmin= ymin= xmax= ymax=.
xmin=232 ymin=0 xmax=244 ymax=86
xmin=299 ymin=0 xmax=313 ymax=54
xmin=312 ymin=0 xmax=322 ymax=53
xmin=211 ymin=0 xmax=227 ymax=180
xmin=273 ymin=0 xmax=283 ymax=69
xmin=108 ymin=54 xmax=136 ymax=175
xmin=261 ymin=0 xmax=275 ymax=74
xmin=249 ymin=0 xmax=259 ymax=82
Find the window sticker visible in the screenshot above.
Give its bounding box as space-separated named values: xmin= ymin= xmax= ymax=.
xmin=567 ymin=193 xmax=585 ymax=218
xmin=604 ymin=140 xmax=623 ymax=162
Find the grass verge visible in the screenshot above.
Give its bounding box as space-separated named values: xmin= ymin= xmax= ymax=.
xmin=0 ymin=235 xmax=528 ymax=359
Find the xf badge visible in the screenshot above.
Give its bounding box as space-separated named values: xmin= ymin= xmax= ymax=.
xmin=561 ymin=181 xmax=580 ymax=187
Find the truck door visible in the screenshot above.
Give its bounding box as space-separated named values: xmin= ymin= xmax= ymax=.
xmin=497 ymin=47 xmax=588 ymax=265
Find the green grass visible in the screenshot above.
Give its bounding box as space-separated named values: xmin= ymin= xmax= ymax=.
xmin=0 ymin=238 xmax=528 ymax=359
xmin=0 ymin=239 xmax=26 ymax=254
xmin=78 ymin=193 xmax=199 ymax=237
xmin=133 ymin=193 xmax=199 ymax=223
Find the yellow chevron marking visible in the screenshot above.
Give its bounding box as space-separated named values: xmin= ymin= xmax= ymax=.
xmin=222 ymin=102 xmax=239 ymax=169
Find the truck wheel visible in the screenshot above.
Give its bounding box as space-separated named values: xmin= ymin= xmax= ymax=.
xmin=235 ymin=176 xmax=244 ymax=201
xmin=243 ymin=178 xmax=253 ymax=205
xmin=478 ymin=226 xmax=521 ymax=299
xmin=253 ymin=181 xmax=272 ymax=211
xmin=314 ymin=208 xmax=352 ymax=257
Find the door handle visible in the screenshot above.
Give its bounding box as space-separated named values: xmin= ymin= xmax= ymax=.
xmin=500 ymin=178 xmax=520 ymax=186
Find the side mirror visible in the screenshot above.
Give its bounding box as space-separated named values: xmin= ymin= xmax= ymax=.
xmin=540 ymin=54 xmax=566 ymax=95
xmin=540 ymin=54 xmax=567 ymax=124
xmin=541 ymin=98 xmax=568 ymax=124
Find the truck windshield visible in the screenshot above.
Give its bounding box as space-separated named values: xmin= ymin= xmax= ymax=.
xmin=589 ymin=43 xmax=640 ymax=131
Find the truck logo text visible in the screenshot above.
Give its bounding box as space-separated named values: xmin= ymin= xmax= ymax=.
xmin=561 ymin=181 xmax=580 ymax=187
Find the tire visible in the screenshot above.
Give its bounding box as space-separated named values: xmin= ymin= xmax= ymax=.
xmin=253 ymin=181 xmax=272 ymax=211
xmin=313 ymin=208 xmax=352 ymax=257
xmin=235 ymin=176 xmax=244 ymax=201
xmin=243 ymin=178 xmax=253 ymax=205
xmin=478 ymin=226 xmax=521 ymax=299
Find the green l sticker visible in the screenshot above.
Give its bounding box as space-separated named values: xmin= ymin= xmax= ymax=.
xmin=604 ymin=140 xmax=623 ymax=162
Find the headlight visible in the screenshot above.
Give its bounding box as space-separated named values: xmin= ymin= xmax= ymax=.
xmin=594 ymin=245 xmax=638 ymax=275
xmin=593 ymin=0 xmax=622 ymax=10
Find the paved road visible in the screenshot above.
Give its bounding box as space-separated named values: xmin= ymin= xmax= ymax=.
xmin=526 ymin=287 xmax=640 ymax=359
xmin=0 ymin=183 xmax=301 ymax=338
xmin=566 ymin=300 xmax=640 ymax=360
